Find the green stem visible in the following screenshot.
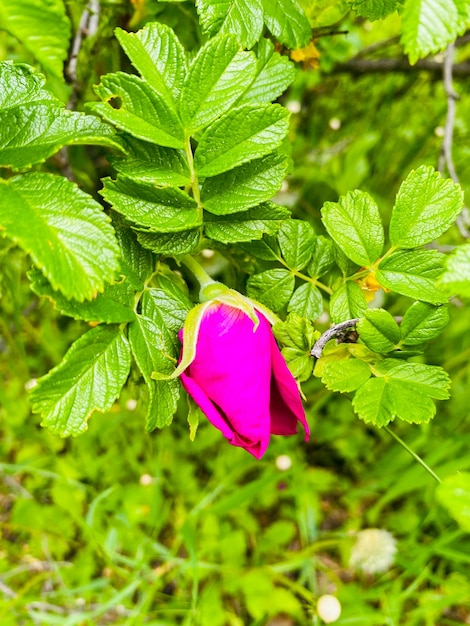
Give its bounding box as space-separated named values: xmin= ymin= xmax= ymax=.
xmin=277 ymin=257 xmax=333 ymax=295
xmin=384 ymin=426 xmax=441 ymax=484
xmin=179 ymin=254 xmax=217 ymax=290
xmin=184 ymin=134 xmax=202 ymax=208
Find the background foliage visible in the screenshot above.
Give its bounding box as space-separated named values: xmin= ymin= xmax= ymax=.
xmin=2 ymin=0 xmax=470 ymax=624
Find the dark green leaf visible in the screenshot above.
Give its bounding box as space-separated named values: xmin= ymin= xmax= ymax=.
xmin=143 ymin=283 xmax=192 ymax=334
xmin=204 ymin=202 xmax=289 ymax=243
xmin=194 ymin=103 xmax=289 ymax=177
xmin=399 ymin=302 xmax=449 ymax=345
xmin=278 ymin=220 xmax=316 ymax=270
xmin=90 ymin=72 xmax=185 ymax=148
xmin=28 ymin=268 xmax=135 ymax=324
xmin=201 ymin=154 xmax=288 ymax=215
xmin=389 ymin=166 xmax=463 ymax=248
xmin=101 ymin=177 xmax=200 ymax=232
xmin=239 ymin=236 xmax=280 ymax=260
xmin=179 ymin=35 xmax=257 ymax=132
xmin=0 ymin=173 xmax=120 ymax=301
xmin=113 ymin=221 xmax=155 ymax=291
xmin=376 ymin=249 xmax=447 ymax=304
xmin=30 ymin=326 xmax=131 ymax=436
xmin=246 ymin=268 xmax=295 ymax=311
xmin=138 ymin=230 xmax=201 ymax=255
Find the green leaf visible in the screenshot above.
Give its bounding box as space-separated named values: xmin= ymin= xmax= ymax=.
xmin=101 ymin=177 xmax=200 ymax=232
xmin=401 ymin=0 xmax=470 ymax=65
xmin=0 ymin=0 xmax=70 ymax=78
xmin=349 ymin=0 xmax=400 ymax=20
xmin=138 ymin=230 xmax=201 ymax=255
xmin=240 ymin=236 xmax=280 ymax=260
xmin=28 ymin=268 xmax=135 ymax=324
xmin=109 ymin=136 xmax=190 ymax=187
xmin=321 ymin=359 xmax=371 ymax=392
xmin=194 ymin=103 xmax=290 ymax=177
xmin=278 ymin=220 xmax=316 ymax=270
xmin=238 ymin=38 xmax=296 ymax=104
xmin=329 ymin=282 xmax=367 ymax=325
xmin=261 ymin=0 xmax=311 ymax=48
xmin=30 ymin=326 xmax=131 ymax=436
xmin=389 ymin=166 xmax=464 ymax=248
xmin=201 ymin=154 xmax=288 ymax=215
xmin=143 ymin=283 xmax=192 ymax=334
xmin=273 ymin=312 xmax=318 ymax=351
xmin=115 ymin=23 xmax=187 ymax=107
xmin=179 ymin=35 xmax=257 ymax=132
xmin=195 ymin=0 xmax=264 ymax=48
xmin=0 ymin=62 xmax=120 ymax=170
xmin=322 ymin=190 xmax=384 ymax=266
xmin=113 ymin=220 xmax=155 ymax=291
xmin=307 ymin=236 xmax=335 ymax=278
xmin=352 ymin=377 xmax=394 ymax=426
xmin=437 ymin=472 xmax=470 ymax=532
xmin=439 ymin=243 xmax=470 ymax=298
xmin=376 ymin=249 xmax=447 ymax=304
xmin=128 ymin=314 xmax=180 ymax=430
xmin=0 ymin=173 xmax=120 ymax=301
xmin=352 ymin=361 xmax=450 ymax=426
xmin=246 ymin=268 xmax=295 ymax=311
xmin=90 ymin=72 xmax=185 ymax=148
xmin=399 ymin=302 xmax=449 ymax=345
xmin=357 ymin=309 xmax=400 ymax=353
xmin=288 ymin=283 xmax=323 ymax=320
xmin=204 ymin=202 xmax=289 ymax=243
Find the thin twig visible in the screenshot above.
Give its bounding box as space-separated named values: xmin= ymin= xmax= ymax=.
xmin=438 ymin=43 xmax=470 ymax=238
xmin=66 ymin=0 xmax=100 ymax=104
xmin=333 ymin=57 xmax=470 ymax=77
xmin=384 ymin=426 xmax=442 ymax=484
xmin=310 ymin=318 xmax=360 ymax=358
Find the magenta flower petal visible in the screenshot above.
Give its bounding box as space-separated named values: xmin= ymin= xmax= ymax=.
xmin=179 ymin=302 xmax=309 ymax=458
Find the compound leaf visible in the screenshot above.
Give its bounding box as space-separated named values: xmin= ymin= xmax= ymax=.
xmin=278 ymin=220 xmax=316 ymax=271
xmin=261 ymin=0 xmax=311 ymax=48
xmin=357 ymin=309 xmax=400 ymax=353
xmin=321 ymin=359 xmax=371 ymax=393
xmin=288 ymin=283 xmax=323 ymax=320
xmin=399 ymin=302 xmax=449 ymax=345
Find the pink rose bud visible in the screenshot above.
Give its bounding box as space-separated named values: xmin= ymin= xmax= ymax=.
xmin=179 ymin=302 xmax=309 ymax=459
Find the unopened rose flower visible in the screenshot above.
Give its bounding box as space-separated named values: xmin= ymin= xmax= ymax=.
xmin=178 ymin=301 xmax=309 ymax=459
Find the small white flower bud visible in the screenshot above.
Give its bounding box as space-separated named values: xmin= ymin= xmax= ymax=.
xmin=275 ymin=454 xmax=292 ymax=471
xmin=349 ymin=528 xmax=397 ymax=574
xmin=317 ymin=594 xmax=341 ymax=623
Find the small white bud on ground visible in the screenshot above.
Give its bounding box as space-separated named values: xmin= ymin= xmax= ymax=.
xmin=286 ymin=100 xmax=301 ymax=113
xmin=125 ymin=398 xmax=137 ymax=411
xmin=349 ymin=528 xmax=397 ymax=574
xmin=317 ymin=594 xmax=341 ymax=623
xmin=275 ymin=454 xmax=292 ymax=471
xmin=139 ymin=474 xmax=153 ymax=486
xmin=329 ymin=117 xmax=341 ymax=130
